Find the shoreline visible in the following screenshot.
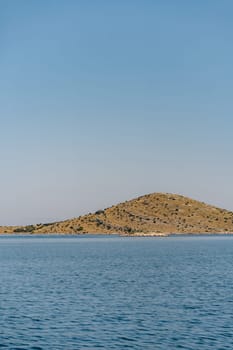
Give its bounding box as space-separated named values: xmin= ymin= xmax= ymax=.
xmin=1 ymin=232 xmax=233 ymax=238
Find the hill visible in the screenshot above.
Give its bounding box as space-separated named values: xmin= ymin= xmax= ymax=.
xmin=1 ymin=193 xmax=233 ymax=236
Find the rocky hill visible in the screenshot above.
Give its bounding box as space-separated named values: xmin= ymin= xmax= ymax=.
xmin=1 ymin=193 xmax=233 ymax=236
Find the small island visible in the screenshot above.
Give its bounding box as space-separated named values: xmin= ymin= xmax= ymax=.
xmin=1 ymin=193 xmax=233 ymax=236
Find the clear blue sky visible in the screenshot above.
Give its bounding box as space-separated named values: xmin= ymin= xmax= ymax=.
xmin=1 ymin=0 xmax=233 ymax=225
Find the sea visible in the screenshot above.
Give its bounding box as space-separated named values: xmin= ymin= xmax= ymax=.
xmin=0 ymin=234 xmax=233 ymax=349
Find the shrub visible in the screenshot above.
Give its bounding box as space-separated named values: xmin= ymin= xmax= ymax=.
xmin=24 ymin=225 xmax=35 ymax=232
xmin=95 ymin=210 xmax=104 ymax=215
xmin=13 ymin=227 xmax=23 ymax=233
xmin=13 ymin=225 xmax=35 ymax=233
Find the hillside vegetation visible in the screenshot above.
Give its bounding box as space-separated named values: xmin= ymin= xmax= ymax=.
xmin=1 ymin=193 xmax=233 ymax=236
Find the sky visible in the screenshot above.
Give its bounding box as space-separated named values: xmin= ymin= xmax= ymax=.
xmin=1 ymin=0 xmax=233 ymax=225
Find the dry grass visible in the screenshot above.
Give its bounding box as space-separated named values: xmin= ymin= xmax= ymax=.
xmin=1 ymin=193 xmax=233 ymax=236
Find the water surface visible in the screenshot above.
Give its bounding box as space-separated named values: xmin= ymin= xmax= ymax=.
xmin=0 ymin=235 xmax=233 ymax=349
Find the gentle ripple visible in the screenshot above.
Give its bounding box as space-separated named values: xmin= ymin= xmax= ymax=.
xmin=0 ymin=235 xmax=233 ymax=349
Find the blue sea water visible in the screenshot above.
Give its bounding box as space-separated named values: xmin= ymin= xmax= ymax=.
xmin=0 ymin=235 xmax=233 ymax=349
